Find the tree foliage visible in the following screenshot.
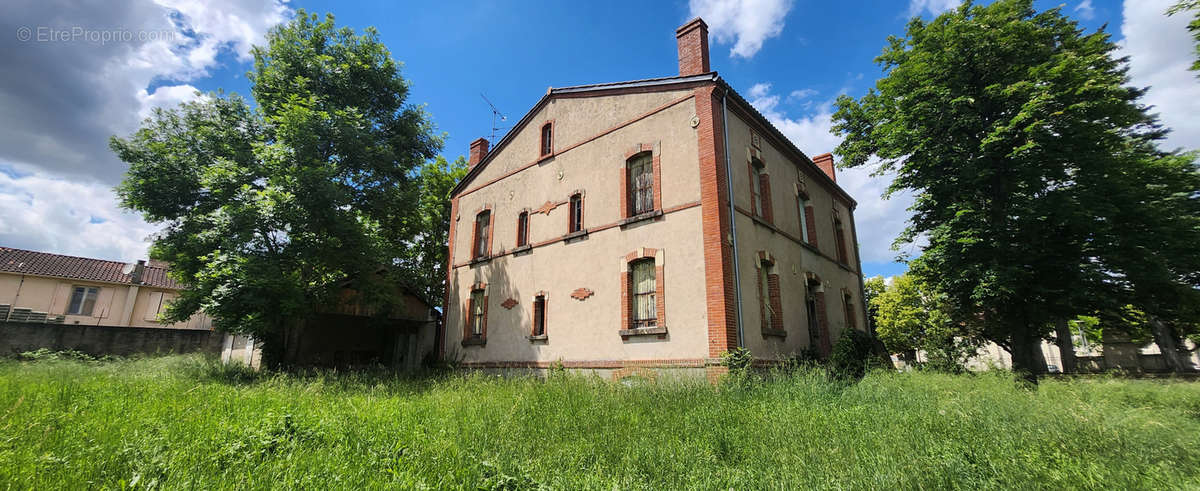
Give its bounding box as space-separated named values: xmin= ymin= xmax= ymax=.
xmin=871 ymin=274 xmax=979 ymax=372
xmin=111 ymin=11 xmax=442 ymax=361
xmin=832 ymin=0 xmax=1200 ymax=380
xmin=1169 ymin=0 xmax=1200 ymax=73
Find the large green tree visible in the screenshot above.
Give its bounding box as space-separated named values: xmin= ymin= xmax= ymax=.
xmin=112 ymin=12 xmax=442 ymax=364
xmin=398 ymin=156 xmax=468 ymax=306
xmin=832 ymin=0 xmax=1197 ymax=382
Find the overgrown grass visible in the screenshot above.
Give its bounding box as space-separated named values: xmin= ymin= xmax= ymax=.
xmin=1 ymin=356 xmax=1198 ymax=489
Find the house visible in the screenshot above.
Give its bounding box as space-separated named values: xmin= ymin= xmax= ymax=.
xmin=443 ymin=18 xmax=869 ymax=380
xmin=0 ymin=246 xmax=211 ymax=329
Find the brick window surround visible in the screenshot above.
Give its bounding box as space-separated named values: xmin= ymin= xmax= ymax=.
xmin=462 ymin=282 xmax=488 ymax=346
xmin=470 ymin=206 xmax=494 ymax=261
xmin=529 ymin=291 xmax=548 ymax=341
xmin=619 ymin=248 xmax=667 ymax=338
xmin=756 ymin=251 xmax=785 ymax=337
xmin=620 ymin=142 xmax=663 ymax=221
xmin=539 ymin=120 xmax=555 ymax=159
xmin=748 ymin=152 xmax=772 ymax=224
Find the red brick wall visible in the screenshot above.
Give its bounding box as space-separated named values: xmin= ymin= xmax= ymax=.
xmin=694 ymin=84 xmax=738 ymax=359
xmin=676 ymin=18 xmax=710 ymax=76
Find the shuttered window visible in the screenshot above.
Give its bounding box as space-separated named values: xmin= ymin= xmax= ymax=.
xmin=628 ymin=153 xmax=654 ymax=215
xmin=630 ymin=259 xmax=657 ymax=328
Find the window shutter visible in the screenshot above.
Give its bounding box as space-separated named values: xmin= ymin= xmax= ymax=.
xmin=760 ymin=173 xmax=773 ymax=224
xmin=93 ymin=288 xmax=114 ymax=318
xmin=50 ymin=283 xmax=73 ymax=314
xmin=804 ymin=206 xmax=819 ymax=248
xmin=144 ymin=291 xmax=164 ymax=321
xmin=768 ymin=274 xmax=783 ymax=331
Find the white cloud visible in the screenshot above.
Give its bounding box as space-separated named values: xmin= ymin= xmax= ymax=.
xmin=0 ymin=169 xmax=158 ymax=262
xmin=907 ymin=0 xmax=961 ymax=17
xmin=745 ymin=83 xmax=917 ymax=264
xmin=0 ymin=0 xmax=288 ymax=260
xmin=1120 ymin=0 xmax=1200 ymax=152
xmin=787 ymin=88 xmax=817 ymax=102
xmin=688 ymin=0 xmax=794 ymax=59
xmin=1075 ymin=0 xmax=1096 ymax=20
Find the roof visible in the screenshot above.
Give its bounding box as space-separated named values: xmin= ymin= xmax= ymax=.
xmin=448 ymin=72 xmax=856 ymax=207
xmin=0 ymin=247 xmax=182 ymax=289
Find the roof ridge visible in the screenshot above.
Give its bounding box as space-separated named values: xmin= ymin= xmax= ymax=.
xmin=0 ymin=246 xmax=132 ymax=266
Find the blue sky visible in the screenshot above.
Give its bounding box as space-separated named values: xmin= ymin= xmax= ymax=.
xmin=2 ymin=0 xmax=1196 ymax=282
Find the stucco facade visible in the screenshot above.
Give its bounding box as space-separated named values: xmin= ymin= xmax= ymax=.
xmin=0 ymin=249 xmax=211 ymax=330
xmin=442 ymin=18 xmax=868 ymax=379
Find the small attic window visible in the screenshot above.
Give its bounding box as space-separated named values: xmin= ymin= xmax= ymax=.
xmin=540 ymin=122 xmax=553 ymax=157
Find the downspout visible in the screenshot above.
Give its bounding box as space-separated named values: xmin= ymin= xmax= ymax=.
xmin=849 ymin=207 xmax=871 ymax=335
xmin=720 ymin=85 xmax=745 ymax=348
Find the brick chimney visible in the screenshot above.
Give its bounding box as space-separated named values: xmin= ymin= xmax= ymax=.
xmin=468 ymin=137 xmax=490 ymax=169
xmin=676 ymin=18 xmax=710 ymax=77
xmin=812 ymin=153 xmax=836 ymax=182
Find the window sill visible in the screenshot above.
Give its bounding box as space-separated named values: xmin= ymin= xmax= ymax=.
xmin=749 ymin=213 xmax=775 ymax=230
xmin=619 ymin=326 xmax=667 ymax=339
xmin=512 ymin=245 xmax=532 ymax=256
xmin=461 ymin=337 xmax=486 ymax=347
xmin=761 ymin=328 xmax=788 ymax=338
xmin=527 ymin=334 xmax=548 ymax=342
xmin=538 ymin=152 xmax=554 ymax=163
xmin=563 ymin=229 xmax=589 ymax=242
xmin=618 ymin=210 xmax=663 ymax=228
xmin=469 ymin=256 xmax=491 ymax=267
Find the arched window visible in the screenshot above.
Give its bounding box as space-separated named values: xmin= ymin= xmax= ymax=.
xmin=629 ymin=258 xmax=657 ymax=328
xmin=472 ymin=210 xmax=491 ymax=259
xmin=568 ymin=193 xmax=583 ymax=233
xmin=540 ymin=122 xmax=553 ymax=157
xmin=627 ymin=152 xmax=654 ymax=216
xmin=516 ymin=211 xmax=529 ymax=247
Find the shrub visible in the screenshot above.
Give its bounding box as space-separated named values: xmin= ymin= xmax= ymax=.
xmin=829 ymin=329 xmax=876 ymax=379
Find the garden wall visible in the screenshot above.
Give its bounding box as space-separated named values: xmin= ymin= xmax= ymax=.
xmin=0 ymin=321 xmax=222 ymax=357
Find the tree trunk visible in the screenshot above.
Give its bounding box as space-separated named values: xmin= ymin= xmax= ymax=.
xmin=1009 ymin=327 xmax=1045 ymax=386
xmin=1149 ymin=316 xmax=1192 ymax=373
xmin=1054 ymin=318 xmax=1077 ymax=374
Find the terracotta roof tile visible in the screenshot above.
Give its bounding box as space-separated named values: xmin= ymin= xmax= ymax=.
xmin=0 ymin=247 xmax=182 ymax=289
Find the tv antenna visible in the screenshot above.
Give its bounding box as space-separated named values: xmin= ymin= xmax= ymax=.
xmin=481 ymin=93 xmax=508 ymax=142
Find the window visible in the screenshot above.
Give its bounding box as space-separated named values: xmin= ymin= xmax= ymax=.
xmin=540 ymin=122 xmax=553 ymax=157
xmin=843 ymin=292 xmax=857 ymax=330
xmin=758 ymin=255 xmax=782 ymax=334
xmin=749 ymin=158 xmax=772 ymax=222
xmin=568 ymin=193 xmax=584 ymax=233
xmin=473 ymin=210 xmax=491 ymax=259
xmin=516 ymin=211 xmax=529 ymax=247
xmin=629 ymin=259 xmax=657 ymax=328
xmin=834 ymin=215 xmax=848 ymax=264
xmin=750 ymin=162 xmax=764 ymax=216
xmin=67 ymin=286 xmax=100 ymax=316
xmin=797 ymin=194 xmax=811 ymax=243
xmin=806 ymin=284 xmax=822 ymax=351
xmin=759 ymin=263 xmax=773 ymax=329
xmin=469 ymin=289 xmax=486 ymax=337
xmin=143 ymin=291 xmax=171 ymax=321
xmin=628 ymin=153 xmax=654 ymax=216
xmin=532 ymin=294 xmax=546 ymax=336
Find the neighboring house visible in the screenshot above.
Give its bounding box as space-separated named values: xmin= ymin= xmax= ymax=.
xmin=443 ymin=18 xmax=869 ymax=380
xmin=0 ymin=246 xmax=211 ymax=329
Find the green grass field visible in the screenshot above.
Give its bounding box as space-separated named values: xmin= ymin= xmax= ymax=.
xmin=0 ymin=356 xmax=1198 ymax=489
